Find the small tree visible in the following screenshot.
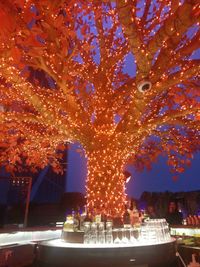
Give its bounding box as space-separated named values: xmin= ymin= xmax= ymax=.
xmin=0 ymin=0 xmax=199 ymax=217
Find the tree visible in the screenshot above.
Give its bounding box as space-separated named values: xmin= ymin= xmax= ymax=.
xmin=0 ymin=0 xmax=199 ymax=217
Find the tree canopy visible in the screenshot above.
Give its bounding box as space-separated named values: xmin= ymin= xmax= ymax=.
xmin=0 ymin=0 xmax=199 ymax=214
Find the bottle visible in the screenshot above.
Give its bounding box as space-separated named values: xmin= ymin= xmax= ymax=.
xmin=101 ymin=210 xmax=107 ymax=224
xmin=63 ymin=215 xmax=74 ymax=232
xmin=95 ymin=214 xmax=101 ymax=223
xmin=123 ymin=207 xmax=130 ymax=226
xmin=71 ymin=208 xmax=79 ymax=232
xmin=191 ymin=216 xmax=195 ymax=226
xmin=79 ymin=206 xmax=87 ymax=231
xmin=83 ymin=212 xmax=92 ymax=223
xmin=194 ymin=215 xmax=198 ymax=226
xmin=74 ymin=209 xmax=80 ymax=231
xmin=72 ymin=208 xmax=75 ymax=218
xmin=187 ymin=215 xmax=192 ymax=225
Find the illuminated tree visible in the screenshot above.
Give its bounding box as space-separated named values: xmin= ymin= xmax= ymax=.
xmin=0 ymin=0 xmax=199 ymax=217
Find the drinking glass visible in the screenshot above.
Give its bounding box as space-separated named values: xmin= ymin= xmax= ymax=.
xmin=121 ymin=228 xmax=129 ymax=244
xmin=148 ymin=219 xmax=157 ymax=244
xmin=134 ymin=228 xmax=140 ymax=240
xmin=83 ymin=222 xmax=91 ymax=234
xmin=106 ymin=221 xmax=113 ymax=231
xmin=140 ymin=223 xmax=148 ymax=243
xmin=98 ymin=222 xmax=105 ymax=244
xmin=113 ymin=228 xmax=121 ymax=244
xmin=83 ymin=222 xmax=91 ymax=244
xmin=98 ymin=222 xmax=105 ymax=231
xmin=98 ymin=230 xmax=105 ymax=244
xmin=84 ymin=233 xmax=90 ymax=244
xmin=106 ymin=230 xmax=113 ymax=244
xmin=90 ymin=222 xmax=98 ymax=244
xmin=130 ymin=227 xmax=138 ymax=244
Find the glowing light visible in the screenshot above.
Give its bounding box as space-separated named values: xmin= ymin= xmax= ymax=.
xmin=0 ymin=0 xmax=199 ymax=218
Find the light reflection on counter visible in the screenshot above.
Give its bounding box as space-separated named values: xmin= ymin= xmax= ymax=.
xmin=38 ymin=238 xmax=177 ymax=267
xmin=170 ymin=227 xmax=200 ymax=237
xmin=44 ymin=237 xmax=175 ymax=248
xmin=0 ymin=229 xmax=62 ymax=247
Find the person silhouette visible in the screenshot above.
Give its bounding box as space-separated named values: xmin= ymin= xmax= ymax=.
xmin=165 ymin=201 xmax=183 ymax=225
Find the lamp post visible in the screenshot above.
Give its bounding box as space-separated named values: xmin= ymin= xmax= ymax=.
xmin=24 ymin=177 xmax=32 ymax=228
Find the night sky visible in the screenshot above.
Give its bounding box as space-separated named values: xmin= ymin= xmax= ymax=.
xmin=67 ymin=144 xmax=200 ymax=199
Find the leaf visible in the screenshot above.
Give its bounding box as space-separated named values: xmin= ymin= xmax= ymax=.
xmin=14 ymin=0 xmax=25 ymax=8
xmin=26 ymin=34 xmax=44 ymax=47
xmin=23 ymin=9 xmax=35 ymax=24
xmin=196 ymin=114 xmax=200 ymax=121
xmin=57 ymin=144 xmax=66 ymax=151
xmin=185 ymin=159 xmax=191 ymax=167
xmin=11 ymin=47 xmax=21 ymax=64
xmin=81 ymin=24 xmax=89 ymax=36
xmin=192 ymin=4 xmax=200 ymax=17
xmin=82 ymin=43 xmax=95 ymax=52
xmin=172 ymin=176 xmax=178 ymax=181
xmin=173 ymin=94 xmax=186 ymax=104
xmin=0 ymin=10 xmax=15 ymax=36
xmin=54 ymin=15 xmax=64 ymax=28
xmin=177 ymin=167 xmax=184 ymax=173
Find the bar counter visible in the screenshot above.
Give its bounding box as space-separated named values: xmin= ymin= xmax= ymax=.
xmin=0 ymin=226 xmax=177 ymax=267
xmin=170 ymin=224 xmax=200 ymax=237
xmin=170 ymin=225 xmax=200 ymax=265
xmin=37 ymin=238 xmax=177 ymax=267
xmin=4 ymin=224 xmax=200 ymax=267
xmin=0 ymin=226 xmax=62 ymax=247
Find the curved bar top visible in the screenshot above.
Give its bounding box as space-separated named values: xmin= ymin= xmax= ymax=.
xmin=37 ymin=238 xmax=177 ymax=267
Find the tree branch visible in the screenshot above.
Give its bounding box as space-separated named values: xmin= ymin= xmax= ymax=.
xmin=116 ymin=0 xmax=151 ymax=81
xmin=147 ymin=1 xmax=199 ymax=67
xmin=146 ymin=106 xmax=199 ymax=130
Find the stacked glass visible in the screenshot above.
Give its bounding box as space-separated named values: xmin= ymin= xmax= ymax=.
xmin=83 ymin=219 xmax=171 ymax=245
xmin=160 ymin=219 xmax=171 ymax=241
xmin=98 ymin=222 xmax=105 ymax=244
xmin=112 ymin=219 xmax=171 ymax=245
xmin=83 ymin=222 xmax=91 ymax=244
xmin=113 ymin=227 xmax=139 ymax=244
xmin=83 ymin=221 xmax=114 ymax=244
xmin=105 ymin=221 xmax=113 ymax=244
xmin=140 ymin=219 xmax=171 ymax=244
xmin=90 ymin=222 xmax=98 ymax=244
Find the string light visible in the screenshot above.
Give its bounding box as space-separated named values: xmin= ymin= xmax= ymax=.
xmin=0 ymin=0 xmax=199 ymax=218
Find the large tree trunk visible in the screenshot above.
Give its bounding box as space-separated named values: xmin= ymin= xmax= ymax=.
xmin=86 ymin=147 xmax=127 ymax=217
